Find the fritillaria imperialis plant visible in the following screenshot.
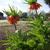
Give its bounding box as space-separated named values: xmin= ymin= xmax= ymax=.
xmin=3 ymin=5 xmax=20 ymax=30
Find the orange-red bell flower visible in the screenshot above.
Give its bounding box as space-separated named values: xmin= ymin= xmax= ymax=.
xmin=7 ymin=16 xmax=20 ymax=24
xmin=29 ymin=3 xmax=41 ymax=10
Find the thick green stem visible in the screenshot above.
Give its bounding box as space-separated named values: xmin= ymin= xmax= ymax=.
xmin=14 ymin=24 xmax=17 ymax=30
xmin=35 ymin=10 xmax=38 ymax=18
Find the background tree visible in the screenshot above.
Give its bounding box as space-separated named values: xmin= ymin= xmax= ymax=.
xmin=44 ymin=0 xmax=50 ymax=8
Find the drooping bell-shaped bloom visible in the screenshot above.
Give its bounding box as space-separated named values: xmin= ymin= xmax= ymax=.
xmin=29 ymin=3 xmax=41 ymax=10
xmin=7 ymin=16 xmax=20 ymax=24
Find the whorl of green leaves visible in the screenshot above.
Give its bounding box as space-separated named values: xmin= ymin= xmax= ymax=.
xmin=3 ymin=5 xmax=19 ymax=17
xmin=24 ymin=0 xmax=37 ymax=4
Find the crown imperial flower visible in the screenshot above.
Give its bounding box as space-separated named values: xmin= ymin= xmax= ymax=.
xmin=29 ymin=3 xmax=41 ymax=10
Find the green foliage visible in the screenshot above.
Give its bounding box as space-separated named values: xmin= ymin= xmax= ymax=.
xmin=2 ymin=14 xmax=50 ymax=50
xmin=26 ymin=16 xmax=33 ymax=21
xmin=24 ymin=0 xmax=37 ymax=4
xmin=47 ymin=21 xmax=50 ymax=27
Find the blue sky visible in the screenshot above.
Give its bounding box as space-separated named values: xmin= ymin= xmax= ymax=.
xmin=0 ymin=0 xmax=50 ymax=13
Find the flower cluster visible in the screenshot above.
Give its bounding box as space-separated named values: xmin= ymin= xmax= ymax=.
xmin=7 ymin=16 xmax=19 ymax=24
xmin=29 ymin=3 xmax=41 ymax=10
